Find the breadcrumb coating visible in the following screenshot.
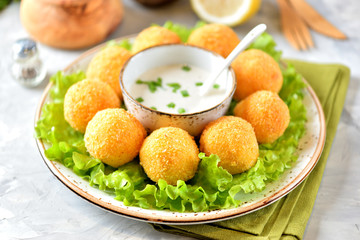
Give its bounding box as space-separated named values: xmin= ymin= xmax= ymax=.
xmin=187 ymin=24 xmax=240 ymax=58
xmin=139 ymin=127 xmax=199 ymax=185
xmin=84 ymin=108 xmax=146 ymax=168
xmin=200 ymin=116 xmax=259 ymax=175
xmin=64 ymin=79 xmax=120 ymax=133
xmin=132 ymin=26 xmax=181 ymax=53
xmin=234 ymin=90 xmax=290 ymax=144
xmin=231 ymin=49 xmax=283 ymax=100
xmin=87 ymin=46 xmax=132 ymax=99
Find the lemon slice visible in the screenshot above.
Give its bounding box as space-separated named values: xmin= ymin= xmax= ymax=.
xmin=190 ymin=0 xmax=261 ymax=26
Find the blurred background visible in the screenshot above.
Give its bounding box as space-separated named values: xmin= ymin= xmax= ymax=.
xmin=1 ymin=0 xmax=359 ymax=76
xmin=0 ymin=0 xmax=359 ymax=239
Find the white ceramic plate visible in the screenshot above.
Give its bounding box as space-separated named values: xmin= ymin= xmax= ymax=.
xmin=35 ymin=36 xmax=326 ymax=225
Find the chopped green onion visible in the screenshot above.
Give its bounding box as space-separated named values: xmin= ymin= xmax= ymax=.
xmin=195 ymin=82 xmax=203 ymax=86
xmin=178 ymin=108 xmax=186 ymax=114
xmin=181 ymin=90 xmax=190 ymax=97
xmin=150 ymin=106 xmax=157 ymax=110
xmin=136 ymin=77 xmax=162 ymax=93
xmin=167 ymin=83 xmax=181 ymax=93
xmin=182 ymin=65 xmax=191 ymax=71
xmin=167 ymin=102 xmax=176 ymax=108
xmin=213 ymin=84 xmax=220 ymax=89
xmin=135 ymin=97 xmax=144 ymax=103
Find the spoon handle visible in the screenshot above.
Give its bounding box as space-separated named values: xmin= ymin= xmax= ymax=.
xmin=200 ymin=24 xmax=267 ymax=96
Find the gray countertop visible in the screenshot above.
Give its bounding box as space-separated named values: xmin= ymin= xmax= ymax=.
xmin=0 ymin=0 xmax=359 ymax=239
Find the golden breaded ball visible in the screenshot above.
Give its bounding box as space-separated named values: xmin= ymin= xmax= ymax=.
xmin=84 ymin=108 xmax=146 ymax=168
xmin=187 ymin=24 xmax=240 ymax=58
xmin=200 ymin=116 xmax=259 ymax=175
xmin=64 ymin=79 xmax=120 ymax=133
xmin=231 ymin=49 xmax=283 ymax=100
xmin=139 ymin=127 xmax=199 ymax=185
xmin=87 ymin=46 xmax=132 ymax=98
xmin=234 ymin=90 xmax=290 ymax=144
xmin=132 ymin=26 xmax=181 ymax=53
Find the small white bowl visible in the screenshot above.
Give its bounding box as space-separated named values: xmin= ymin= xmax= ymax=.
xmin=119 ymin=44 xmax=236 ymax=136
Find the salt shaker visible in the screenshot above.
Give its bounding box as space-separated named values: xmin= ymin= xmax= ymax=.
xmin=11 ymin=38 xmax=47 ymax=87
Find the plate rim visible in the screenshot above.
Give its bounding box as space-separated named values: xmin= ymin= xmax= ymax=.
xmin=34 ymin=36 xmax=326 ymax=225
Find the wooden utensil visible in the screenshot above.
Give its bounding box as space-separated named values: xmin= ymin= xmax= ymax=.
xmin=277 ymin=0 xmax=314 ymax=50
xmin=288 ymin=0 xmax=347 ymax=39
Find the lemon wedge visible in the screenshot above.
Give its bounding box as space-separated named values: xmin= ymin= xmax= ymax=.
xmin=190 ymin=0 xmax=261 ymax=27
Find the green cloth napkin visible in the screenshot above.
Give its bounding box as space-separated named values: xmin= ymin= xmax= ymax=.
xmin=152 ymin=60 xmax=350 ymax=240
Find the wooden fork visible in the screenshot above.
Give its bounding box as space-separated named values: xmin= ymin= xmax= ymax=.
xmin=277 ymin=0 xmax=314 ymax=50
xmin=288 ymin=0 xmax=347 ymax=39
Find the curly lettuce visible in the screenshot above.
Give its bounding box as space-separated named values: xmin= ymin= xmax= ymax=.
xmin=162 ymin=20 xmax=206 ymax=42
xmin=35 ymin=22 xmax=307 ymax=212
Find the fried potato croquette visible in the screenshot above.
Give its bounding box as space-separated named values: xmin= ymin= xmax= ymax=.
xmin=85 ymin=108 xmax=146 ymax=168
xmin=132 ymin=26 xmax=181 ymax=53
xmin=139 ymin=127 xmax=199 ymax=185
xmin=231 ymin=49 xmax=283 ymax=100
xmin=200 ymin=116 xmax=259 ymax=175
xmin=234 ymin=90 xmax=290 ymax=144
xmin=187 ymin=23 xmax=240 ymax=58
xmin=64 ymin=79 xmax=120 ymax=133
xmin=86 ymin=45 xmax=132 ymax=98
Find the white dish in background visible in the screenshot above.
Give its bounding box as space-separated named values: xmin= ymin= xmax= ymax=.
xmin=35 ymin=36 xmax=326 ymax=225
xmin=120 ymin=44 xmax=236 ymax=136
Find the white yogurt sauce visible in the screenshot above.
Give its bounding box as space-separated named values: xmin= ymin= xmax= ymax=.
xmin=129 ymin=63 xmax=231 ymax=114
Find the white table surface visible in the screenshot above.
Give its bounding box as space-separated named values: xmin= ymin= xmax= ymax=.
xmin=1 ymin=0 xmax=359 ymax=239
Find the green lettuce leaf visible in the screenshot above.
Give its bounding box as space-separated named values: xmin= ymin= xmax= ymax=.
xmin=35 ymin=22 xmax=307 ymax=212
xmin=162 ymin=21 xmax=206 ymax=42
xmin=35 ymin=71 xmax=86 ymax=166
xmin=105 ymin=39 xmax=132 ymax=51
xmin=248 ymin=32 xmax=283 ymax=62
